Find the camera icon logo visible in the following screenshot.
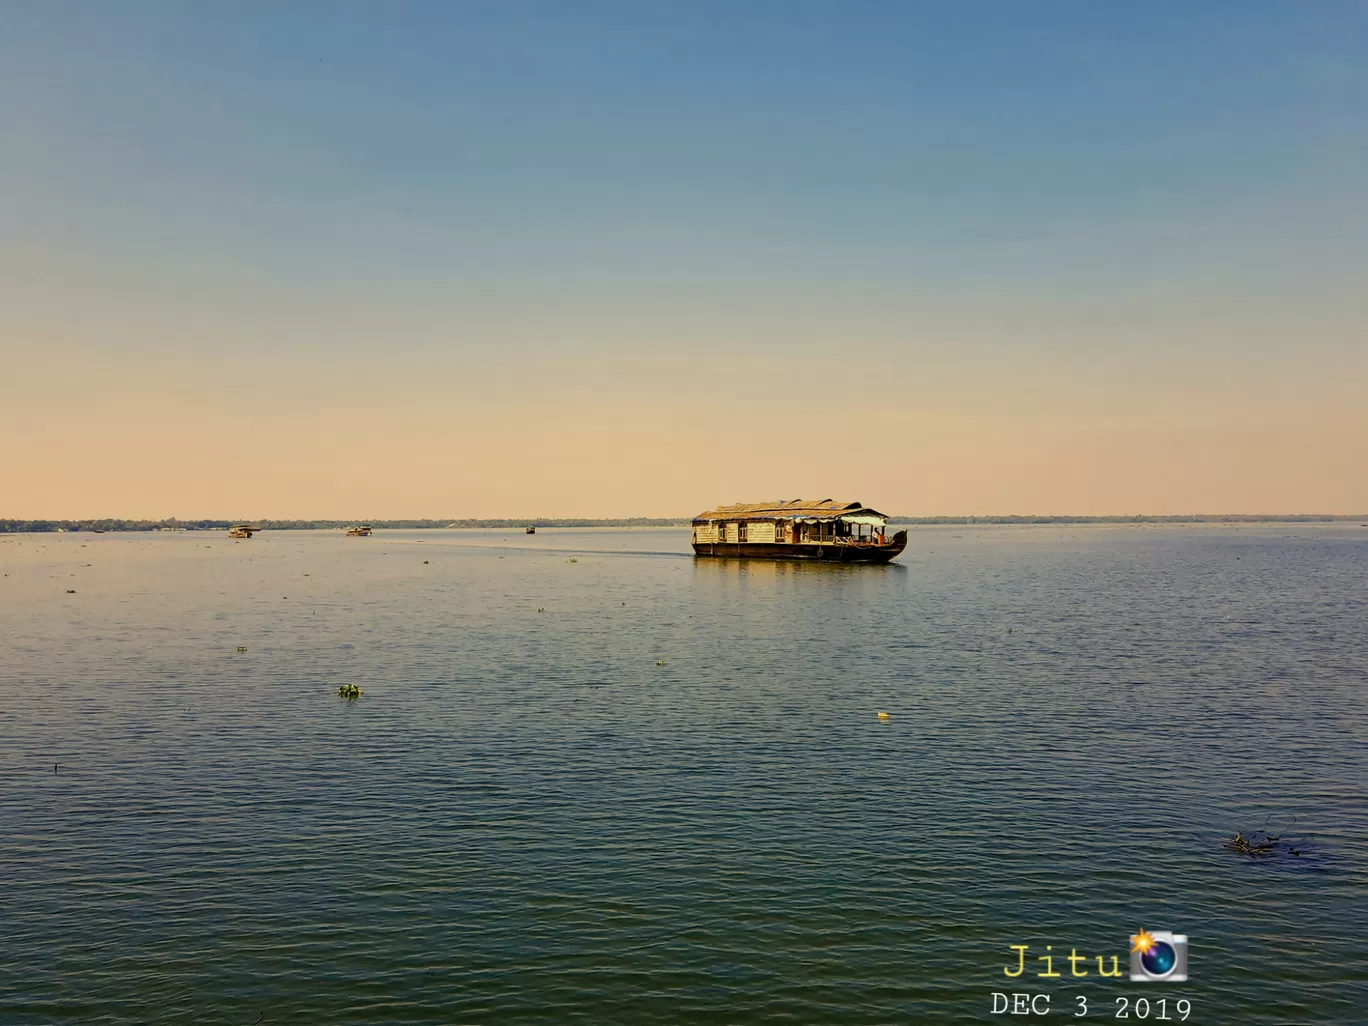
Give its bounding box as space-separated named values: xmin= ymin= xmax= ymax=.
xmin=1129 ymin=929 xmax=1188 ymax=982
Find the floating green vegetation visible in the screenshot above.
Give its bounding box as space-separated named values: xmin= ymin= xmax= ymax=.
xmin=337 ymin=684 xmax=363 ymax=699
xmin=236 ymin=646 xmax=247 ymax=653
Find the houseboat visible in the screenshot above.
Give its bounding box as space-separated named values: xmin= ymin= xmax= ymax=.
xmin=228 ymin=524 xmax=256 ymax=539
xmin=691 ymin=499 xmax=907 ymax=563
xmin=346 ymin=524 xmax=373 ymax=537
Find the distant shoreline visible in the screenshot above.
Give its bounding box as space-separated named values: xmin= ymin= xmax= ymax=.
xmin=3 ymin=514 xmax=1366 ymax=534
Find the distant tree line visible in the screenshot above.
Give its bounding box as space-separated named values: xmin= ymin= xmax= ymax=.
xmin=0 ymin=519 xmax=235 ymax=533
xmin=2 ymin=513 xmax=1364 ymax=534
xmin=0 ymin=517 xmax=689 ymax=533
xmin=886 ymin=514 xmax=1366 ymax=524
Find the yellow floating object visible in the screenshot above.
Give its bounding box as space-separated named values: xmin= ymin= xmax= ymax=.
xmin=877 ymin=711 xmax=890 ymax=721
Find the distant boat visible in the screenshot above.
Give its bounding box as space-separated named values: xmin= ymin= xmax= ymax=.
xmin=525 ymin=525 xmax=536 ymax=534
xmin=691 ymin=499 xmax=906 ymax=563
xmin=228 ymin=524 xmax=256 ymax=539
xmin=346 ymin=525 xmax=373 ymax=537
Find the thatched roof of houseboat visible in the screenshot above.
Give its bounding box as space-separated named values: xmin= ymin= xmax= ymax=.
xmin=692 ymin=499 xmax=887 ymax=522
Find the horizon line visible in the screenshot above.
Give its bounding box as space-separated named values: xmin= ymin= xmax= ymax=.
xmin=4 ymin=513 xmax=1367 ymax=533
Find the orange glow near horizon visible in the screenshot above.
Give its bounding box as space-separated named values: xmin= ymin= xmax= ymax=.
xmin=4 ymin=321 xmax=1366 ymax=519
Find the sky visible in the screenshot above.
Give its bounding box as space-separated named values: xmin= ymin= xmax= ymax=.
xmin=2 ymin=1 xmax=1366 ymax=518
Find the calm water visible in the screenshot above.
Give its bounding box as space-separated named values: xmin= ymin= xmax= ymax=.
xmin=2 ymin=526 xmax=1366 ymax=1024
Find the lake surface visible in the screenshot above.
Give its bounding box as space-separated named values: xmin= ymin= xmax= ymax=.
xmin=2 ymin=525 xmax=1366 ymax=1024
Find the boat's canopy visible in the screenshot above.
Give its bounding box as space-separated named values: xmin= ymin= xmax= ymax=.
xmin=693 ymin=499 xmax=888 ymax=525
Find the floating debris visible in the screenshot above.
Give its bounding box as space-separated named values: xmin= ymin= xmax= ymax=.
xmin=337 ymin=684 xmax=363 ymax=699
xmin=1223 ymin=820 xmax=1311 ymax=861
xmin=656 ymin=660 xmax=665 ymax=666
xmin=877 ymin=711 xmax=890 ymax=721
xmin=65 ymin=589 xmax=76 ymax=594
xmin=1225 ymin=831 xmax=1276 ymax=857
xmin=568 ymin=558 xmax=578 ymax=563
xmin=422 ymin=560 xmax=429 ymax=564
xmin=236 ymin=646 xmax=247 ymax=653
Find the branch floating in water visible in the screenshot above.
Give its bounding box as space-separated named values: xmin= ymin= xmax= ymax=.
xmin=1223 ymin=819 xmax=1308 ymax=860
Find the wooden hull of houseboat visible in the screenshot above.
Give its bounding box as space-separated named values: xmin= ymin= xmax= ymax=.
xmin=692 ymin=531 xmax=907 ymax=563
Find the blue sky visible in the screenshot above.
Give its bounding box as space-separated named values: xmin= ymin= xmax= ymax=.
xmin=3 ymin=2 xmax=1366 ymax=516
